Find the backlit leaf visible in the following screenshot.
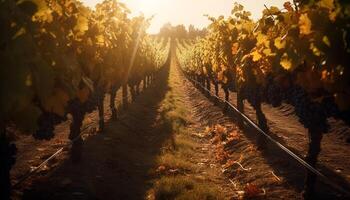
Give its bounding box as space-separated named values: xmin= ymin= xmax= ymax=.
xmin=263 ymin=48 xmax=275 ymax=56
xmin=256 ymin=33 xmax=269 ymax=47
xmin=322 ymin=36 xmax=331 ymax=47
xmin=318 ymin=0 xmax=335 ymax=10
xmin=251 ymin=50 xmax=262 ymax=62
xmin=280 ymin=53 xmax=292 ymax=70
xmin=298 ymin=13 xmax=312 ymax=35
xmin=274 ymin=37 xmax=286 ymax=49
xmin=310 ymin=43 xmax=322 ymax=56
xmin=74 ymin=15 xmax=89 ymax=33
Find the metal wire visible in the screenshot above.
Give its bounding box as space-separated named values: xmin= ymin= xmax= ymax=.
xmin=186 ymin=76 xmax=350 ymax=197
xmin=12 ymin=123 xmax=94 ymax=189
xmin=12 ymin=81 xmax=153 ymax=189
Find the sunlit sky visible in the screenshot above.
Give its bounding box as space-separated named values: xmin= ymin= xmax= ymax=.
xmin=82 ymin=0 xmax=286 ymax=33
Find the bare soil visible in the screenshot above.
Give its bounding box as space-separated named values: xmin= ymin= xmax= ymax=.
xmin=208 ymin=76 xmax=350 ymax=193
xmin=10 ymin=54 xmax=349 ymax=199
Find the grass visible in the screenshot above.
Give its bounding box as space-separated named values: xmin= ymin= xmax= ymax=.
xmin=150 ymin=75 xmax=224 ymax=200
xmin=160 ymin=90 xmax=188 ymax=134
xmin=157 ymin=152 xmax=194 ymax=170
xmin=153 ymin=176 xmax=224 ymax=200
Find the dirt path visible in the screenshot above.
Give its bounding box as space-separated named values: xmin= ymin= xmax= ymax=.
xmin=210 ymin=80 xmax=350 ymax=186
xmin=168 ymin=58 xmax=301 ymax=199
xmin=12 ymin=53 xmax=345 ymax=199
xmin=11 ymin=83 xmax=135 ymax=196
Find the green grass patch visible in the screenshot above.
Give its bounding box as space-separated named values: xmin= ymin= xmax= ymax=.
xmin=153 ymin=81 xmax=224 ymax=200
xmin=154 ymin=176 xmax=224 ymax=200
xmin=157 ymin=153 xmax=194 ymax=170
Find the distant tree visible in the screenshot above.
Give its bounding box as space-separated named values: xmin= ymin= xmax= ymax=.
xmin=174 ymin=25 xmax=187 ymax=38
xmin=159 ymin=23 xmax=173 ymax=39
xmin=188 ymin=24 xmax=207 ymax=39
xmin=158 ymin=23 xmax=206 ymax=39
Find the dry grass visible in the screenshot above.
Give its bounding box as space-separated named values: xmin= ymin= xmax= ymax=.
xmin=151 ymin=74 xmax=225 ymax=200
xmin=157 ymin=153 xmax=194 ymax=171
xmin=153 ymin=176 xmax=224 ymax=200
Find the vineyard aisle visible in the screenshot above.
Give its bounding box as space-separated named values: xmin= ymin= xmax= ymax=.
xmin=19 ymin=53 xmax=302 ymax=200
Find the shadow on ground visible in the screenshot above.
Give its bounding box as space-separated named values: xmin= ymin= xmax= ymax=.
xmin=22 ymin=64 xmax=175 ymax=200
xmin=190 ymin=79 xmax=350 ymax=200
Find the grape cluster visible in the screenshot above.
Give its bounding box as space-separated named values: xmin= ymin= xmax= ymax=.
xmin=320 ymin=97 xmax=350 ymax=126
xmin=85 ymin=93 xmax=99 ymax=113
xmin=244 ymin=85 xmax=258 ymax=107
xmin=266 ymin=83 xmax=283 ymax=107
xmin=33 ymin=112 xmax=65 ymax=140
xmin=289 ymin=86 xmax=329 ymax=132
xmin=339 ymin=111 xmax=350 ymax=126
xmin=321 ymin=97 xmax=340 ymax=118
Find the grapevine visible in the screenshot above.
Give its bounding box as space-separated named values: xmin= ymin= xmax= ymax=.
xmin=176 ymin=0 xmax=350 ymax=198
xmin=0 ymin=0 xmax=170 ymax=199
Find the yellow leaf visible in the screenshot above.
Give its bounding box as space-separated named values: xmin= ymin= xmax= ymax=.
xmin=322 ymin=36 xmax=331 ymax=47
xmin=263 ymin=48 xmax=275 ymax=56
xmin=318 ymin=0 xmax=335 ymax=10
xmin=274 ymin=37 xmax=286 ymax=49
xmin=212 ymin=63 xmax=218 ymax=72
xmin=263 ymin=6 xmax=280 ymax=15
xmin=30 ymin=0 xmax=53 ymax=23
xmin=310 ymin=43 xmax=322 ymax=56
xmin=251 ymin=50 xmax=262 ymax=62
xmin=74 ymin=15 xmax=89 ymax=33
xmin=256 ymin=33 xmax=269 ymax=47
xmin=280 ymin=53 xmax=292 ymax=70
xmin=96 ymin=34 xmax=105 ymax=45
xmin=269 ymin=6 xmax=280 ymax=14
xmin=298 ymin=13 xmax=312 ymax=35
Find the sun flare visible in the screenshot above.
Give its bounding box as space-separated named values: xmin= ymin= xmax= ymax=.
xmin=135 ymin=0 xmax=162 ymax=14
xmin=81 ymin=0 xmax=286 ymax=34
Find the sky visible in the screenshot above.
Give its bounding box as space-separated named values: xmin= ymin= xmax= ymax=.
xmin=81 ymin=0 xmax=286 ymax=33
